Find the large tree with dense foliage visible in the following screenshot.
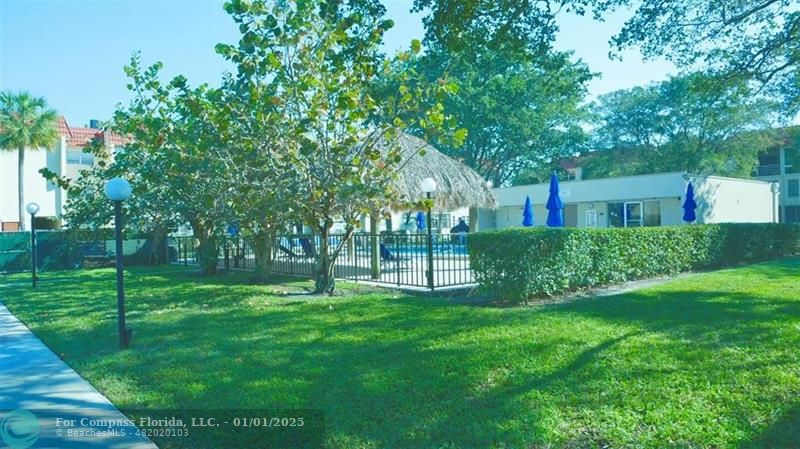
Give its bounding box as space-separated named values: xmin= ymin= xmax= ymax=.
xmin=399 ymin=47 xmax=593 ymax=186
xmin=52 ymin=1 xmax=458 ymax=289
xmin=209 ymin=74 xmax=302 ymax=282
xmin=411 ymin=0 xmax=799 ymax=117
xmin=605 ymin=0 xmax=800 ymax=116
xmin=582 ymin=73 xmax=779 ymax=178
xmin=218 ymin=0 xmax=461 ymax=293
xmin=393 ymin=0 xmax=597 ymax=187
xmin=47 ymin=56 xmax=231 ymax=275
xmin=411 ymin=0 xmax=590 ymax=56
xmin=0 ymin=91 xmax=58 ymax=230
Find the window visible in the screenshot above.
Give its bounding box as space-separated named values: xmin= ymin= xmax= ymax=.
xmin=643 ymin=201 xmax=662 ymax=226
xmin=67 ymin=149 xmax=94 ymax=165
xmin=608 ymin=203 xmax=624 ymax=227
xmin=607 ymin=201 xmax=661 ymax=227
xmin=67 ymin=150 xmax=81 ymax=164
xmin=438 ymin=214 xmax=451 ymax=229
xmin=757 ymin=149 xmax=781 ymax=176
xmin=786 ymin=148 xmax=799 ymax=174
xmin=785 ymin=206 xmax=800 ymax=223
xmin=788 ymin=179 xmax=799 ymax=198
xmin=429 ymin=214 xmax=454 ymax=230
xmin=625 ymin=202 xmax=643 ymax=227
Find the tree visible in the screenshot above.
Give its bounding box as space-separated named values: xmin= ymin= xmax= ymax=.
xmin=411 ymin=0 xmax=593 ymax=57
xmin=0 ymin=91 xmax=58 ymax=230
xmin=112 ymin=57 xmax=232 ymax=275
xmin=602 ymin=0 xmax=800 ymax=116
xmin=47 ymin=55 xmax=230 ymax=275
xmin=410 ymin=0 xmax=799 ymax=116
xmin=402 ymin=47 xmax=593 ymax=186
xmin=584 ymin=72 xmax=779 ymax=178
xmin=218 ymin=0 xmax=461 ymax=293
xmin=210 ymin=74 xmax=301 ymax=282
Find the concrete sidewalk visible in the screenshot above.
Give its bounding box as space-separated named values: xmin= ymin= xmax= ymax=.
xmin=0 ymin=302 xmax=158 ymax=449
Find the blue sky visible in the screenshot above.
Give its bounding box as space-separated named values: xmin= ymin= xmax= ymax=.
xmin=0 ymin=0 xmax=675 ymax=128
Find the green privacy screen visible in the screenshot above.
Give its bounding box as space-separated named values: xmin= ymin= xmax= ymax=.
xmin=0 ymin=231 xmax=150 ymax=273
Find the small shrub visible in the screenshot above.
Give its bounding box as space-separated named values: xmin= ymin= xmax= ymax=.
xmin=469 ymin=223 xmax=800 ymax=303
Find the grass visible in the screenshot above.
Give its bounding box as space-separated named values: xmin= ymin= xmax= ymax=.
xmin=2 ymin=260 xmax=800 ymax=448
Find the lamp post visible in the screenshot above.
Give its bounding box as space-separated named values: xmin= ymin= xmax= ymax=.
xmin=105 ymin=178 xmax=132 ymax=349
xmin=420 ymin=177 xmax=437 ymax=291
xmin=26 ymin=202 xmax=40 ymax=288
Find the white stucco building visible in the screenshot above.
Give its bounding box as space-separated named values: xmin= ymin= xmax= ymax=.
xmin=0 ymin=117 xmax=124 ymax=231
xmin=479 ymin=172 xmax=780 ymax=230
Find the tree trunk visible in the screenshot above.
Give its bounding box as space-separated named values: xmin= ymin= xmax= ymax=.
xmin=314 ymin=227 xmax=335 ymax=294
xmin=18 ymin=147 xmax=26 ymax=231
xmin=191 ymin=220 xmax=218 ymax=275
xmin=253 ymin=230 xmax=275 ymax=283
xmin=313 ymin=225 xmax=355 ymax=295
xmin=148 ymin=226 xmax=167 ymax=265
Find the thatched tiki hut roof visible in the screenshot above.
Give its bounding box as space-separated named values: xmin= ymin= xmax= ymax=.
xmin=388 ymin=133 xmax=496 ymax=210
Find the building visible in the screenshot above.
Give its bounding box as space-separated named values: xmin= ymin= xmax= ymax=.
xmin=479 ymin=172 xmax=779 ymax=230
xmin=0 ymin=117 xmax=124 ymax=231
xmin=755 ymin=131 xmax=800 ymax=222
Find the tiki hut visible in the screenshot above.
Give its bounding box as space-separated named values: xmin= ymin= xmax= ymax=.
xmin=385 ymin=133 xmax=496 ymax=211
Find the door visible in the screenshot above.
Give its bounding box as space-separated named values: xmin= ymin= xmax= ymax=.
xmin=625 ymin=202 xmax=643 ymax=227
xmin=585 ymin=210 xmax=598 ymax=227
xmin=564 ymin=204 xmax=578 ymax=227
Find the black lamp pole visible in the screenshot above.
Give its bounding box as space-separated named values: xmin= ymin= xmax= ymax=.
xmin=113 ymin=200 xmax=130 ymax=349
xmin=30 ymin=212 xmax=37 ymax=288
xmin=426 ymin=192 xmax=434 ymax=291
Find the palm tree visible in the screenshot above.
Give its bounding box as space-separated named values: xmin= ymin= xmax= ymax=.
xmin=0 ymin=91 xmax=58 ymax=231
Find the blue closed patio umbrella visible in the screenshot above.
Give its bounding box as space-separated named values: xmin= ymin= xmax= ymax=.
xmin=683 ymin=182 xmax=697 ymax=223
xmin=522 ymin=196 xmax=534 ymax=227
xmin=416 ymin=211 xmax=426 ymax=231
xmin=546 ymin=173 xmax=564 ymax=227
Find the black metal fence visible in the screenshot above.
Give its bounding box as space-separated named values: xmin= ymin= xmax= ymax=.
xmin=170 ymin=232 xmax=474 ymax=290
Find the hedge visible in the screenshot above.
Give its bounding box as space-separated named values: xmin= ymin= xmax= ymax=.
xmin=468 ymin=223 xmax=800 ymax=303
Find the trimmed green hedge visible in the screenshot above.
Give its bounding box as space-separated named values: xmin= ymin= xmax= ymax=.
xmin=468 ymin=224 xmax=800 ymax=302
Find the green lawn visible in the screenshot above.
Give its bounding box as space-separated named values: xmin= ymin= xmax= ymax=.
xmin=3 ymin=260 xmax=800 ymax=448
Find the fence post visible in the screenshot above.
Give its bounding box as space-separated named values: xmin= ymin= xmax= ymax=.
xmin=370 ymin=214 xmax=380 ymax=280
xmin=224 ymin=238 xmax=230 ymax=272
xmin=234 ymin=238 xmax=240 ymax=268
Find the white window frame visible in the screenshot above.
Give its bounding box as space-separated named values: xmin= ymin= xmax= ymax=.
xmin=609 ymin=200 xmax=662 ymax=227
xmin=624 ymin=201 xmax=644 ymax=227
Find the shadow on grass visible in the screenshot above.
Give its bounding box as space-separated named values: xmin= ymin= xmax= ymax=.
xmin=2 ymin=259 xmax=800 ymax=447
xmin=740 ymin=403 xmax=800 ymax=449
